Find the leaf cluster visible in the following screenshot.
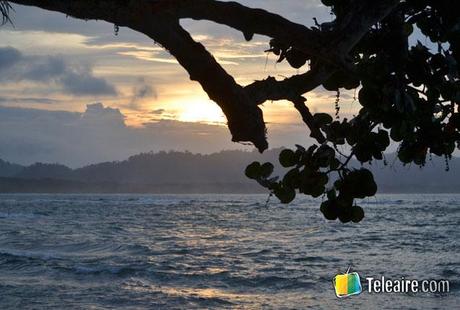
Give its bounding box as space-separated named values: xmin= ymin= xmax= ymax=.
xmin=249 ymin=0 xmax=460 ymax=222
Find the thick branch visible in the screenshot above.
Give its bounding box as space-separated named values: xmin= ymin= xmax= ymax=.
xmin=244 ymin=0 xmax=400 ymax=104
xmin=10 ymin=0 xmax=398 ymax=71
xmin=8 ymin=0 xmax=401 ymax=152
xmin=291 ymin=97 xmax=326 ymax=144
xmin=136 ymin=18 xmax=268 ymax=151
xmin=169 ymin=0 xmax=324 ymax=57
xmin=172 ymin=0 xmax=399 ymax=69
xmin=9 ymin=0 xmax=268 ymax=151
xmin=245 ymin=66 xmax=333 ymax=105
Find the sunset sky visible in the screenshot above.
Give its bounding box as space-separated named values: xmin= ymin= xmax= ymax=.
xmin=0 ymin=1 xmax=362 ymax=166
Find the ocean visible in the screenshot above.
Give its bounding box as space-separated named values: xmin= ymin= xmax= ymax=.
xmin=0 ymin=194 xmax=458 ymax=309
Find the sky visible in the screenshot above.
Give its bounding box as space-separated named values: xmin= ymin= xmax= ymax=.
xmin=0 ymin=0 xmax=361 ymax=167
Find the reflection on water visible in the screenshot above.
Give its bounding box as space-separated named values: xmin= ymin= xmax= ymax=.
xmin=0 ymin=194 xmax=458 ymax=309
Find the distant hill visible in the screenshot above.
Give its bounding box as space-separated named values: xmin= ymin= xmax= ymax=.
xmin=0 ymin=149 xmax=459 ymax=193
xmin=0 ymin=159 xmax=24 ymax=177
xmin=16 ymin=163 xmax=73 ymax=180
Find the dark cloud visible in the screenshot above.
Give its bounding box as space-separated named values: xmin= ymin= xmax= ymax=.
xmin=0 ymin=104 xmax=314 ymax=167
xmin=134 ymin=78 xmax=156 ymax=99
xmin=0 ymin=46 xmax=21 ymax=69
xmin=151 ymin=109 xmax=165 ymax=115
xmin=60 ymin=70 xmax=117 ymax=96
xmin=135 ymin=84 xmax=154 ymax=99
xmin=0 ymin=46 xmax=116 ymax=96
xmin=0 ymin=96 xmax=59 ymax=104
xmin=127 ymin=77 xmax=157 ymax=110
xmin=21 ymin=56 xmax=66 ymax=80
xmin=0 ymin=104 xmax=231 ymax=166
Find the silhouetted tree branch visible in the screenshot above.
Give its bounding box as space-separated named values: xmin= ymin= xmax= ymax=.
xmin=0 ymin=1 xmax=12 ymax=25
xmin=8 ymin=0 xmax=398 ymax=150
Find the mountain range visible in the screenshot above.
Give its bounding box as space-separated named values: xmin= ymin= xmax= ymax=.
xmin=0 ymin=149 xmax=459 ymax=193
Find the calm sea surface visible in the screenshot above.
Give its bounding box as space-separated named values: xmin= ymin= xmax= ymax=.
xmin=0 ymin=194 xmax=458 ymax=309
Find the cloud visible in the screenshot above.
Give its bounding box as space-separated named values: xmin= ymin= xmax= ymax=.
xmin=0 ymin=46 xmax=116 ymax=96
xmin=80 ymin=102 xmax=126 ymax=128
xmin=0 ymin=1 xmax=338 ymax=166
xmin=146 ymin=108 xmax=177 ymax=121
xmin=60 ymin=70 xmax=117 ymax=96
xmin=0 ymin=104 xmax=313 ymax=167
xmin=0 ymin=96 xmax=59 ymax=104
xmin=134 ymin=82 xmax=156 ymax=100
xmin=126 ymin=77 xmax=157 ymax=110
xmin=118 ymin=50 xmax=179 ymax=64
xmin=21 ymin=56 xmax=66 ymax=80
xmin=151 ymin=109 xmax=165 ymax=115
xmin=0 ymin=46 xmax=21 ymax=69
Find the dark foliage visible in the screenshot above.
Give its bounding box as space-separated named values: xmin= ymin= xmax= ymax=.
xmin=246 ymin=0 xmax=460 ymax=222
xmin=0 ymin=1 xmax=12 ymax=25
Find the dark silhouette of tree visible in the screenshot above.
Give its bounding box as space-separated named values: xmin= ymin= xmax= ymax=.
xmin=0 ymin=1 xmax=12 ymax=25
xmin=2 ymin=0 xmax=460 ymax=222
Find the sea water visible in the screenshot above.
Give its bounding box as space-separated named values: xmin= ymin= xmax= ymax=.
xmin=0 ymin=194 xmax=458 ymax=309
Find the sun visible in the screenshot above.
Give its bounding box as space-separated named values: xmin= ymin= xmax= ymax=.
xmin=176 ymin=99 xmax=226 ymax=124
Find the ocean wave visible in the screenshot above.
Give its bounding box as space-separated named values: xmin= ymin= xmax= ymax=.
xmin=71 ymin=265 xmax=142 ymax=276
xmin=0 ymin=193 xmax=458 ymax=309
xmin=0 ymin=249 xmax=61 ymax=262
xmin=224 ymin=274 xmax=315 ymax=289
xmin=292 ymin=256 xmax=334 ymax=263
xmin=122 ymin=280 xmax=237 ymax=307
xmin=0 ymin=249 xmax=63 ymax=270
xmin=0 ymin=212 xmax=41 ymax=219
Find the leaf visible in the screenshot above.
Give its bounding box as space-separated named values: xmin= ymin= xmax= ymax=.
xmin=390 ymin=123 xmax=403 ymax=142
xmin=340 ymin=169 xmax=377 ymax=198
xmin=295 ymin=144 xmax=306 ymax=152
xmin=243 ymin=31 xmax=254 ymax=41
xmin=321 ymin=0 xmax=335 ymax=6
xmin=327 ymin=189 xmax=337 ymax=200
xmin=358 ymin=86 xmax=380 ymax=109
xmin=314 ymin=145 xmax=335 ymax=167
xmin=274 ymin=185 xmax=296 ymax=204
xmin=322 ymin=73 xmax=341 ymax=91
xmin=283 ymin=168 xmax=300 ymax=188
xmin=279 ymin=149 xmax=297 ymax=167
xmin=285 ymin=48 xmax=308 ymax=69
xmin=330 ymin=158 xmax=341 ymax=170
xmin=337 ymin=207 xmax=353 ymax=223
xmin=310 ymin=184 xmax=325 ymax=198
xmin=376 ymin=130 xmax=390 ymax=149
xmin=245 ymin=161 xmax=261 ymax=179
xmin=351 ymin=206 xmax=365 ymax=223
xmin=402 ymin=23 xmax=414 ymax=36
xmin=320 ymin=200 xmax=338 ymax=220
xmin=313 ymin=113 xmax=333 ymax=127
xmin=260 ymin=162 xmax=274 ymax=178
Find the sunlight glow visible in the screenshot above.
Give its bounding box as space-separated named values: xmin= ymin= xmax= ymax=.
xmin=175 ymin=99 xmax=226 ymax=124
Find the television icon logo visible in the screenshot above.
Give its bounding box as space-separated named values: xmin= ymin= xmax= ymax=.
xmin=333 ymin=268 xmax=362 ymax=298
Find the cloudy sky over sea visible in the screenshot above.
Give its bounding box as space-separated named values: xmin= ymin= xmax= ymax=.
xmin=0 ymin=1 xmax=375 ymax=166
